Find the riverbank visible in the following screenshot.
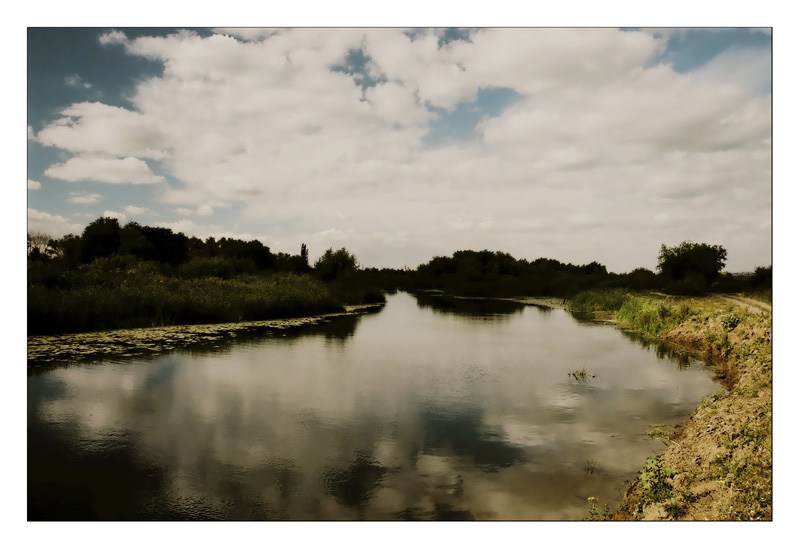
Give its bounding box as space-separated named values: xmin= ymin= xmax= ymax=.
xmin=27 ymin=302 xmax=384 ymax=368
xmin=570 ymin=290 xmax=772 ymax=520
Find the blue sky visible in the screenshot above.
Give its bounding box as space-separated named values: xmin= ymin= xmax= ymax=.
xmin=27 ymin=27 xmax=772 ymax=272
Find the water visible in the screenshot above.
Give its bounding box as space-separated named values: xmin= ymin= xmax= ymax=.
xmin=27 ymin=292 xmax=719 ymax=520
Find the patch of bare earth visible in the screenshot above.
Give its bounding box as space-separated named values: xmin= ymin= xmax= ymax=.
xmin=612 ymin=296 xmax=772 ymax=521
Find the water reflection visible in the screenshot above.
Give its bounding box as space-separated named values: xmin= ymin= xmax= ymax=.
xmin=418 ymin=404 xmax=527 ymax=471
xmin=28 ymin=292 xmax=720 ymax=520
xmin=412 ymin=292 xmax=526 ymax=319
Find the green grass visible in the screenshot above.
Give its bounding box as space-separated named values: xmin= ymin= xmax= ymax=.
xmin=28 ymin=271 xmax=344 ymax=335
xmin=567 ymin=289 xmax=631 ymax=313
xmin=568 ymin=290 xmax=691 ymax=337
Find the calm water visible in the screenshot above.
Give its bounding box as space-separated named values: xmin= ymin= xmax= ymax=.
xmin=28 ymin=292 xmax=719 ymax=520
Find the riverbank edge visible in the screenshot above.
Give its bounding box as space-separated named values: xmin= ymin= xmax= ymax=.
xmin=568 ymin=292 xmax=772 ymax=521
xmin=27 ymin=302 xmax=385 ymax=367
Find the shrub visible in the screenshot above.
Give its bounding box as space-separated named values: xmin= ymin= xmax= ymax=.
xmin=721 ymin=312 xmax=741 ymax=331
xmin=640 ymin=456 xmax=673 ymax=503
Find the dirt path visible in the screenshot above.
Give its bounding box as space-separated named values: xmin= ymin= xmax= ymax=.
xmin=716 ymin=294 xmax=771 ymax=314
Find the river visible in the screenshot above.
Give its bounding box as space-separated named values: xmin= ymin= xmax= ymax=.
xmin=27 ymin=291 xmax=719 ymax=520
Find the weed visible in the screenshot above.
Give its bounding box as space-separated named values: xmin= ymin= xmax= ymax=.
xmin=664 ymin=501 xmax=688 ymax=518
xmin=584 ymin=497 xmax=612 ymax=521
xmin=647 ymin=424 xmax=674 ymax=445
xmin=640 ymin=456 xmax=673 ymax=503
xmin=568 ymin=368 xmax=598 ymax=382
xmin=721 ymin=312 xmax=741 ymax=331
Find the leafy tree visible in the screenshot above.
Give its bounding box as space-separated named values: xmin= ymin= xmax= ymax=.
xmin=751 ymin=265 xmax=772 ymax=287
xmin=80 ymin=217 xmax=121 ymax=263
xmin=314 ymin=247 xmax=358 ymax=281
xmin=657 ymin=241 xmax=727 ymax=285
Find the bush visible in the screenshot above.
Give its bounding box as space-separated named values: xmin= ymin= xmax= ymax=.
xmin=721 ymin=312 xmax=741 ymax=331
xmin=640 ymin=456 xmax=673 ymax=503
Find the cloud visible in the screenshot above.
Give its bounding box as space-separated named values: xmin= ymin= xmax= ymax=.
xmin=98 ymin=30 xmax=130 ymax=47
xmin=27 ymin=208 xmax=83 ymax=237
xmin=691 ymin=47 xmax=772 ymax=94
xmin=28 ymin=179 xmax=41 ymax=190
xmin=36 ymin=102 xmax=167 ymax=159
xmin=44 ymin=156 xmax=164 ymax=184
xmin=102 ymin=210 xmax=127 ymax=221
xmin=124 ymin=205 xmax=153 ymax=216
xmin=65 ymin=73 xmax=92 ymax=89
xmin=68 ymin=192 xmax=102 ymax=204
xmin=32 ymin=28 xmax=771 ymax=272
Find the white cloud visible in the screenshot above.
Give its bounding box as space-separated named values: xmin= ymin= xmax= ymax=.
xmin=44 ymin=156 xmax=164 ymax=184
xmin=102 ymin=210 xmax=127 ymax=221
xmin=32 ymin=28 xmax=771 ymax=271
xmin=98 ymin=30 xmax=130 ymax=47
xmin=68 ymin=192 xmax=102 ymax=204
xmin=27 ymin=208 xmax=83 ymax=237
xmin=65 ymin=73 xmax=92 ymax=89
xmin=124 ymin=205 xmax=153 ymax=216
xmin=36 ymin=102 xmax=167 ymax=159
xmin=28 ymin=179 xmax=41 ymax=190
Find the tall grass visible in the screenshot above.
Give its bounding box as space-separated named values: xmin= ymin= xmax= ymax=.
xmin=28 ymin=272 xmax=344 ymax=335
xmin=567 ymin=289 xmax=631 ymax=313
xmin=616 ymin=297 xmax=680 ymax=336
xmin=567 ymin=290 xmax=690 ymax=337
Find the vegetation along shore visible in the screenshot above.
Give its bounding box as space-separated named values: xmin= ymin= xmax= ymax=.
xmin=570 ymin=290 xmax=772 ymax=520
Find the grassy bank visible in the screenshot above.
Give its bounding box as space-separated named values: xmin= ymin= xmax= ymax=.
xmin=28 ymin=265 xmax=346 ymax=335
xmin=570 ymin=290 xmax=772 ymax=520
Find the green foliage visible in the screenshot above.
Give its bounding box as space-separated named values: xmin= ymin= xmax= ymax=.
xmin=657 ymin=241 xmax=727 ymax=286
xmin=314 ymin=247 xmax=359 ymax=282
xmin=28 ymin=266 xmax=343 ymax=335
xmin=80 ymin=216 xmax=121 ymax=263
xmin=583 ymin=497 xmax=612 ymax=521
xmin=617 ymin=297 xmax=679 ymax=336
xmin=721 ymin=312 xmax=741 ymax=331
xmin=664 ymin=501 xmax=688 ymax=518
xmin=567 ymin=289 xmax=630 ymax=312
xmin=647 ymin=424 xmax=675 ymax=445
xmin=751 ymin=266 xmax=772 ymax=288
xmin=414 ymin=250 xmax=619 ymax=298
xmin=640 ymin=456 xmax=673 ymax=503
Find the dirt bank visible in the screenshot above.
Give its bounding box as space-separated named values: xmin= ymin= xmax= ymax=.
xmin=611 ymin=295 xmax=772 ymax=520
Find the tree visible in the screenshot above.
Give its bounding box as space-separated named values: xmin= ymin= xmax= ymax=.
xmin=27 ymin=232 xmax=53 ymax=260
xmin=314 ymin=247 xmax=358 ymax=281
xmin=300 ymin=243 xmax=309 ymax=268
xmin=657 ymin=241 xmax=727 ymax=285
xmin=80 ymin=217 xmax=121 ymax=263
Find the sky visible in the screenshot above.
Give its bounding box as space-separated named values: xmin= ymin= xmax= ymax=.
xmin=26 ymin=27 xmax=772 ymax=272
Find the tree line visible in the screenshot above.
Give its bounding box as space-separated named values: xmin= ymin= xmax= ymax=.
xmin=28 ymin=215 xmax=771 ymax=299
xmin=27 ymin=216 xmax=358 ymax=281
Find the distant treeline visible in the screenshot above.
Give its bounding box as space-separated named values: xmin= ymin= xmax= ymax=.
xmin=28 ymin=216 xmax=771 ymax=335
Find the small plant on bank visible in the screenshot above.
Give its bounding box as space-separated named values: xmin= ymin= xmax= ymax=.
xmin=664 ymin=501 xmax=688 ymax=519
xmin=721 ymin=312 xmax=741 ymax=331
xmin=640 ymin=456 xmax=673 ymax=503
xmin=584 ymin=497 xmax=612 ymax=521
xmin=647 ymin=424 xmax=675 ymax=445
